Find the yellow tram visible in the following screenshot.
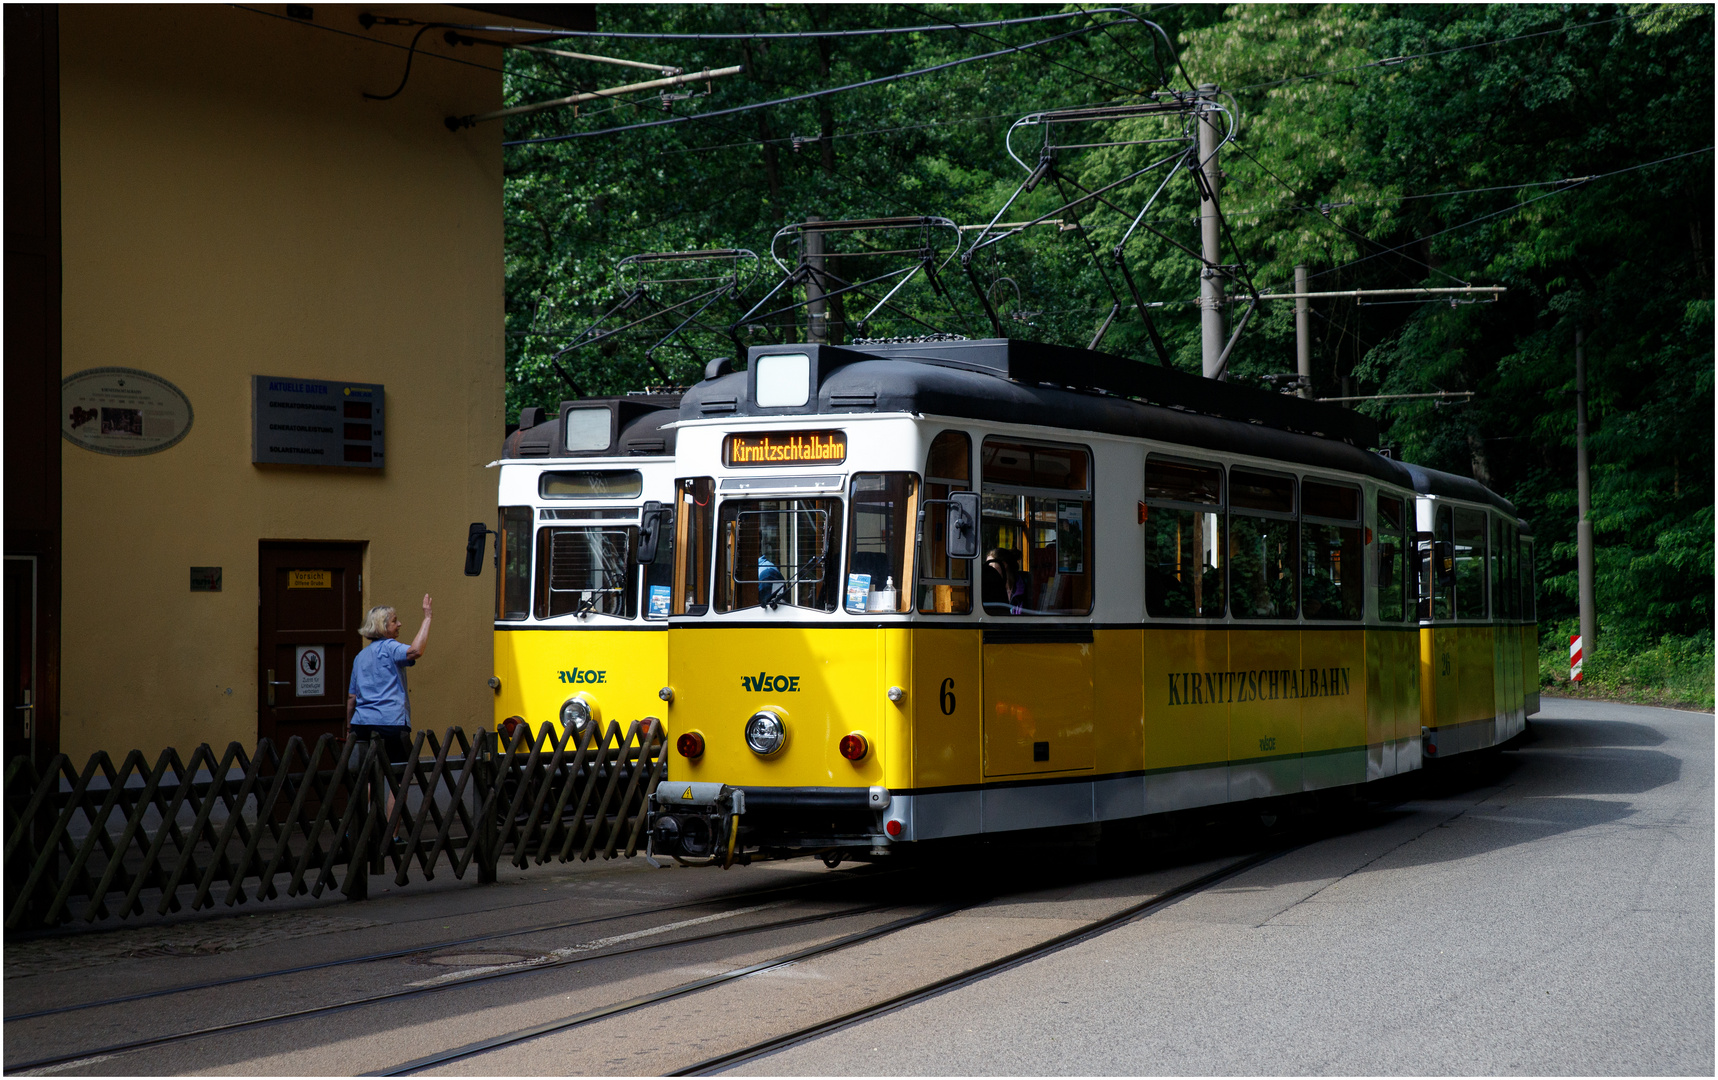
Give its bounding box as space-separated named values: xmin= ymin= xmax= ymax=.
xmin=480 ymin=395 xmax=681 ymax=743
xmin=647 ymin=339 xmax=1538 ymax=862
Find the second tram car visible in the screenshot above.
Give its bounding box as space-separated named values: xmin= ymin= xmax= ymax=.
xmin=648 ymin=339 xmax=1537 ymax=863
xmin=483 ymin=395 xmax=681 ymax=742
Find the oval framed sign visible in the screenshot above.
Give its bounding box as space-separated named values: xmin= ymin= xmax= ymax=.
xmin=62 ymin=367 xmax=194 ymax=456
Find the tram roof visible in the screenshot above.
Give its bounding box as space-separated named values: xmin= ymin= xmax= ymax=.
xmin=686 ymin=338 xmax=1414 ymax=484
xmin=502 ymin=394 xmax=679 ymax=460
xmin=1398 ymin=461 xmax=1520 ymax=520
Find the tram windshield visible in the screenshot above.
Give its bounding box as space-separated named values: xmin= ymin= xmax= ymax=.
xmin=845 ymin=473 xmax=918 ymax=614
xmin=715 ymin=498 xmax=843 ymax=613
xmin=535 ymin=526 xmax=637 ymax=619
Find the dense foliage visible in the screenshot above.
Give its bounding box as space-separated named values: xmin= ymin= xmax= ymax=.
xmin=498 ymin=4 xmax=1713 ymax=653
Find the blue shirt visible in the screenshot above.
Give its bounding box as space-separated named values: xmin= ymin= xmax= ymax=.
xmin=349 ymin=638 xmax=414 ymax=727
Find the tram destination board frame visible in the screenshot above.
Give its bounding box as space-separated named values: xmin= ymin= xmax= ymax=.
xmin=252 ymin=375 xmax=385 ymax=468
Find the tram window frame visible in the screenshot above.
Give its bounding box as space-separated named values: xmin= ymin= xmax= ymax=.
xmin=1228 ymin=468 xmax=1298 ymax=621
xmin=642 ymin=506 xmax=676 ymax=620
xmin=1453 ymin=507 xmax=1489 ymax=620
xmin=714 ymin=497 xmax=844 ymax=614
xmin=979 ymin=438 xmax=1094 ymax=617
xmin=672 ymin=477 xmax=714 ymax=616
xmin=1424 ymin=504 xmax=1455 ymax=621
xmin=845 ymin=472 xmax=919 ymax=614
xmin=497 ymin=505 xmax=532 ymax=621
xmin=1507 ymin=523 xmax=1521 ymax=620
xmin=539 ymin=469 xmax=644 ymax=500
xmin=917 ymin=430 xmax=974 ymax=615
xmin=1375 ymin=493 xmax=1408 ymax=623
xmin=1523 ymin=538 xmax=1537 ymax=621
xmin=1490 ymin=515 xmax=1505 ymax=620
xmin=1300 ymin=479 xmax=1363 ymax=621
xmin=534 ymin=525 xmax=638 ymax=620
xmin=1142 ymin=455 xmax=1226 ymax=620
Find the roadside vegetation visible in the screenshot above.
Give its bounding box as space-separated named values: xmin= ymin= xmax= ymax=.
xmin=1540 ymin=621 xmax=1715 ymax=711
xmin=499 ymin=5 xmax=1713 ymax=702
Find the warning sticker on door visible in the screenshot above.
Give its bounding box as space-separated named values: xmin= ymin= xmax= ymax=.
xmin=296 ymin=646 xmax=326 ymax=697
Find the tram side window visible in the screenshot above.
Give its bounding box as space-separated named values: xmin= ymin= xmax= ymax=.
xmin=1504 ymin=518 xmax=1518 ymax=614
xmin=980 ymin=439 xmax=1093 ymax=616
xmin=1424 ymin=505 xmax=1455 ymax=621
xmin=715 ymin=498 xmax=843 ymax=613
xmin=1453 ymin=508 xmax=1489 ymax=619
xmin=1489 ymin=515 xmax=1505 ymax=620
xmin=1142 ymin=457 xmax=1225 ymax=618
xmin=673 ymin=477 xmax=714 ymax=615
xmin=1229 ymin=469 xmax=1297 ymax=620
xmin=918 ymin=431 xmax=973 ymax=615
xmin=642 ymin=507 xmax=676 ymax=620
xmin=1301 ymin=480 xmax=1363 ymax=620
xmin=535 ymin=526 xmax=637 ymax=619
xmin=1523 ymin=538 xmax=1537 ymax=621
xmin=1376 ymin=494 xmax=1407 ymax=622
xmin=498 ymin=506 xmax=532 ymax=621
xmin=846 ymin=473 xmax=919 ymax=614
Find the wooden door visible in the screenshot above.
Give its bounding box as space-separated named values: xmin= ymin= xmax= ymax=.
xmin=258 ymin=542 xmax=363 ymax=747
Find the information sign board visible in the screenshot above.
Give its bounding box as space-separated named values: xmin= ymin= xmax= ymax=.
xmin=253 ymin=376 xmax=384 ymax=468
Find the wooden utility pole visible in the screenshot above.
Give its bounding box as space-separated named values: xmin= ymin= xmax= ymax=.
xmin=1575 ymin=327 xmax=1597 ymax=658
xmin=804 ymin=218 xmax=828 ymax=344
xmin=1197 ymin=85 xmax=1225 ymax=379
xmin=1294 ymin=264 xmax=1312 ymax=398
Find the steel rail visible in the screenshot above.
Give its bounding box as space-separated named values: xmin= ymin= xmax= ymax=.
xmin=372 ymin=903 xmax=970 ymax=1076
xmin=4 ymin=866 xmax=900 ymax=1023
xmin=1 ymin=902 xmax=900 ymax=1073
xmin=673 ymin=847 xmax=1296 ymax=1075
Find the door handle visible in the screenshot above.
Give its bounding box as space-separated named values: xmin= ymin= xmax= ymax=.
xmin=266 ymin=668 xmax=293 ymax=707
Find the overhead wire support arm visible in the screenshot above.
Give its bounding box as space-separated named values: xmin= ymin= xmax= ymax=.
xmin=448 ymin=66 xmax=744 ymax=130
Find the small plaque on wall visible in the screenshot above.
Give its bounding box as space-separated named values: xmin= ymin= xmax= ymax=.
xmin=190 ymin=567 xmax=222 ymax=592
xmin=252 ymin=375 xmax=384 ymax=468
xmin=62 ymin=368 xmax=194 ymax=456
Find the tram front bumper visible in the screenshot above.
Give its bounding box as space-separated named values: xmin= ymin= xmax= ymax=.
xmin=649 ymin=784 xmax=903 ymax=858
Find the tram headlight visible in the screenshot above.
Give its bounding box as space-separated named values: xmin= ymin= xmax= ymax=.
xmin=560 ymin=694 xmax=597 ymax=733
xmin=744 ymin=710 xmax=786 ymax=756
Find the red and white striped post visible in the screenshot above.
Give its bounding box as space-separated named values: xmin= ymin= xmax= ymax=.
xmin=1569 ymin=633 xmax=1584 ymax=682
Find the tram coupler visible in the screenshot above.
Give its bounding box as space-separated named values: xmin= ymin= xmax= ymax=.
xmin=649 ymin=782 xmax=745 ymax=862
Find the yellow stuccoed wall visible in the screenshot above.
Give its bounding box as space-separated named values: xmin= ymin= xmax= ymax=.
xmin=58 ymin=5 xmax=506 ymax=759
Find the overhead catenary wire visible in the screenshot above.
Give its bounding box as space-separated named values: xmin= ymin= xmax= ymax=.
xmin=502 ymin=16 xmax=1165 ymax=146
xmin=1230 ymin=11 xmax=1651 ymax=94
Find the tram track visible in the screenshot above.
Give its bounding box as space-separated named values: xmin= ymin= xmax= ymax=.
xmin=5 ymin=864 xmax=900 ymax=1023
xmin=4 ymin=898 xmax=903 ymax=1075
xmin=371 ymin=844 xmax=1295 ymax=1077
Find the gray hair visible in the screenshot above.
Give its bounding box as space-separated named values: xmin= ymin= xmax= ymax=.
xmin=358 ymin=605 xmax=396 ymax=640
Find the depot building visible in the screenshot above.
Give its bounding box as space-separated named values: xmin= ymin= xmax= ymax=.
xmin=5 ymin=4 xmax=590 ymax=762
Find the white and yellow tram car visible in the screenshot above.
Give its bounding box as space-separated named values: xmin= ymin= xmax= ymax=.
xmin=648 ymin=341 xmax=1538 ymax=861
xmin=485 ymin=396 xmax=681 ymax=743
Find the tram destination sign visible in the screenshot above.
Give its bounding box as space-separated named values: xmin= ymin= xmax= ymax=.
xmin=252 ymin=376 xmax=385 ymax=468
xmin=724 ymin=429 xmax=846 ymax=467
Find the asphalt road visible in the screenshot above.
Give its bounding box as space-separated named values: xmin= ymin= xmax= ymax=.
xmin=744 ymin=697 xmax=1714 ymax=1075
xmin=8 ymin=697 xmax=1708 ymax=1075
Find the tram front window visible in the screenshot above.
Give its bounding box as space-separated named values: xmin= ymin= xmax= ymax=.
xmin=498 ymin=506 xmax=532 ymax=621
xmin=535 ymin=526 xmax=637 ymax=619
xmin=715 ymin=498 xmax=842 ymax=613
xmin=845 ymin=473 xmax=918 ymax=614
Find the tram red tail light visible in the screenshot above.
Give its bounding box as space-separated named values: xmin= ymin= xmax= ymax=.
xmin=885 ymin=819 xmax=903 ymax=838
xmin=839 ymin=733 xmax=869 ymax=761
xmin=677 ymin=731 xmax=706 ymax=759
xmin=499 ymin=716 xmax=525 ymax=742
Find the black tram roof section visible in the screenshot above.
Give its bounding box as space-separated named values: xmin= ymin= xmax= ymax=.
xmin=502 ymin=393 xmax=680 ymax=460
xmin=684 ymin=338 xmax=1416 ymax=487
xmin=1397 ymin=461 xmax=1519 ymax=518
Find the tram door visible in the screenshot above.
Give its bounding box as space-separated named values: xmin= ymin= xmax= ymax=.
xmin=258 ymin=542 xmax=364 ymax=747
xmin=978 ymin=439 xmax=1096 ymax=778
